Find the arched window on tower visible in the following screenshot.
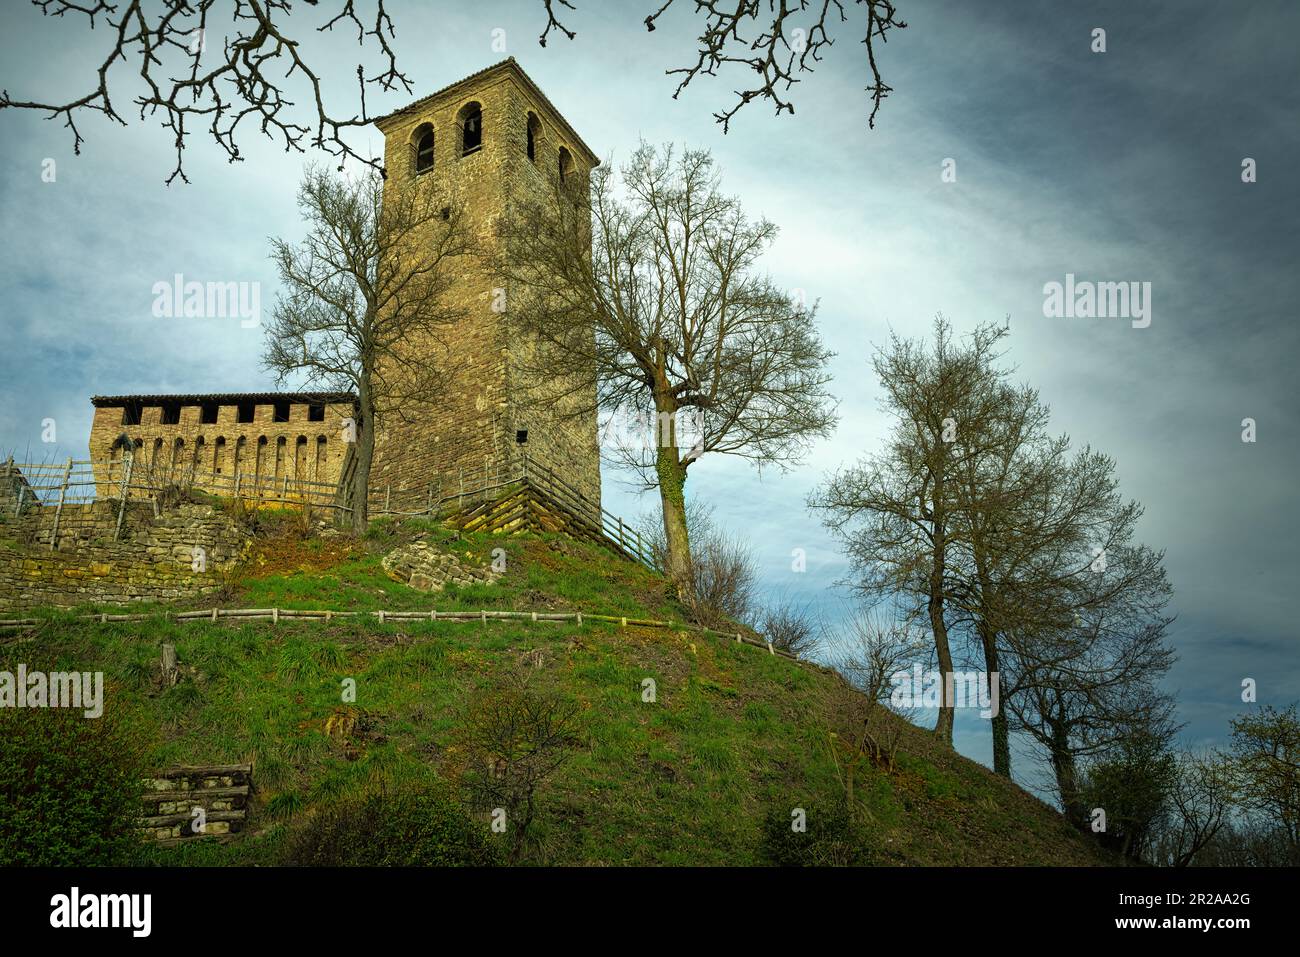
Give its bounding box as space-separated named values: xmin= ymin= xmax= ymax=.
xmin=459 ymin=102 xmax=482 ymax=156
xmin=558 ymin=146 xmax=573 ymax=183
xmin=412 ymin=123 xmax=435 ymax=176
xmin=526 ymin=112 xmax=540 ymax=162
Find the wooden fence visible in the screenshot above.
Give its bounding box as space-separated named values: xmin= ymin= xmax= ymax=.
xmin=0 ymin=603 xmax=804 ymax=664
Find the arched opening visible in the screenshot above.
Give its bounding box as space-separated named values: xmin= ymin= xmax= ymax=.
xmin=255 ymin=436 xmax=268 ymax=491
xmin=314 ymin=435 xmax=328 ymax=482
xmin=558 ymin=146 xmax=573 ymax=183
xmin=526 ymin=112 xmax=541 ymax=162
xmin=213 ymin=436 xmax=227 ymax=478
xmin=171 ymin=438 xmax=185 ymax=481
xmin=411 ymin=122 xmax=435 ymax=175
xmin=459 ymin=102 xmax=483 ymax=156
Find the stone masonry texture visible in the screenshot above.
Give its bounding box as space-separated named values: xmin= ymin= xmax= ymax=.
xmin=371 ymin=58 xmax=602 ymax=512
xmin=83 ymin=60 xmax=602 ymax=517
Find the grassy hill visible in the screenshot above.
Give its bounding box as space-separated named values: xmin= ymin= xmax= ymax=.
xmin=3 ymin=517 xmax=1112 ymax=866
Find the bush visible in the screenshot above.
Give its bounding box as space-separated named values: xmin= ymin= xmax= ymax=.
xmin=759 ymin=800 xmax=874 ymax=866
xmin=0 ymin=707 xmax=146 ymax=866
xmin=757 ymin=593 xmax=819 ymax=658
xmin=283 ymin=784 xmax=498 ymax=866
xmin=457 ymin=675 xmax=583 ymax=864
xmin=635 ymin=502 xmax=758 ymax=628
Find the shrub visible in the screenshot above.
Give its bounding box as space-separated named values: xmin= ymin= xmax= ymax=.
xmin=759 ymin=800 xmax=874 ymax=866
xmin=635 ymin=502 xmax=758 ymax=628
xmin=0 ymin=706 xmax=146 ymax=866
xmin=457 ymin=675 xmax=584 ymax=864
xmin=757 ymin=593 xmax=819 ymax=658
xmin=283 ymin=783 xmax=498 ymax=866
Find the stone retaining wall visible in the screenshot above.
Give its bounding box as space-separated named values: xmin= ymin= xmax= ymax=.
xmin=0 ymin=501 xmax=252 ymax=610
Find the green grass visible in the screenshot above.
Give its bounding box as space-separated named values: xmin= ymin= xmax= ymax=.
xmin=2 ymin=525 xmax=1112 ymax=866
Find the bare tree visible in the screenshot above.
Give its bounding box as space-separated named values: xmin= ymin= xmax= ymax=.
xmin=830 ymin=601 xmax=928 ymax=705
xmin=0 ymin=0 xmax=409 ymax=184
xmin=825 ymin=602 xmax=927 ymax=777
xmin=498 ymin=143 xmax=836 ymax=600
xmin=1158 ymin=751 xmax=1236 ymax=867
xmin=262 ymin=163 xmax=471 ymax=534
xmin=948 ymin=410 xmax=1154 ymax=780
xmin=810 ymin=317 xmax=1006 ymax=745
xmin=537 ymin=0 xmax=908 ymax=130
xmin=1004 ymin=546 xmax=1178 ymax=828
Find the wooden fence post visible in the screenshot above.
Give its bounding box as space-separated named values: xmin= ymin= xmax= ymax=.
xmin=160 ymin=643 xmax=179 ymax=688
xmin=49 ymin=457 xmax=72 ymax=550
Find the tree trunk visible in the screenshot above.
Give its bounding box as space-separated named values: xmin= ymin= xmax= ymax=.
xmin=656 ymin=437 xmax=692 ymax=603
xmin=977 ymin=617 xmax=1011 ymax=777
xmin=351 ymin=386 xmax=375 ymax=536
xmin=929 ymin=471 xmax=954 ymax=745
xmin=1050 ymin=721 xmax=1086 ymax=828
xmin=930 ymin=594 xmax=955 ymax=744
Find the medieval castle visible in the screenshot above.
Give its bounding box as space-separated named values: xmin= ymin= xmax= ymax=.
xmin=88 ymin=60 xmax=601 ymax=515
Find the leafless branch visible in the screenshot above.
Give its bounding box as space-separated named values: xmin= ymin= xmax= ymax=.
xmin=540 ymin=0 xmax=907 ymax=131
xmin=1 ymin=0 xmax=412 ymax=184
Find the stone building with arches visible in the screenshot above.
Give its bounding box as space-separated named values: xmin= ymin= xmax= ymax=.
xmin=88 ymin=391 xmax=356 ymax=498
xmin=87 ymin=59 xmax=602 ymax=512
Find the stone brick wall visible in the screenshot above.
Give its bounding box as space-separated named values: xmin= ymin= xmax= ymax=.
xmin=371 ymin=59 xmax=602 ymax=511
xmin=0 ymin=501 xmax=251 ymax=611
xmin=142 ymin=764 xmax=252 ymax=843
xmin=88 ymin=396 xmax=356 ymax=498
xmin=75 ymin=61 xmax=603 ymax=520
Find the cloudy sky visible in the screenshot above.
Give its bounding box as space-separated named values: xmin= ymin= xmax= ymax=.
xmin=1 ymin=0 xmax=1295 ymax=794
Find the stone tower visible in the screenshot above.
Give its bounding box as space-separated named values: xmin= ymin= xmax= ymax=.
xmin=370 ymin=59 xmax=602 ymax=511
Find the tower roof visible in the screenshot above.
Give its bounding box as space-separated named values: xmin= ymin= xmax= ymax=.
xmin=372 ymin=57 xmax=600 ymax=167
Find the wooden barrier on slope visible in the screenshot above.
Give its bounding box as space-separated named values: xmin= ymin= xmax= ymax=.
xmin=0 ymin=604 xmax=807 ymax=666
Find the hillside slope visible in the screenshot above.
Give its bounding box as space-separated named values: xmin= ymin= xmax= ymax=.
xmin=3 ymin=518 xmax=1112 ymax=866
